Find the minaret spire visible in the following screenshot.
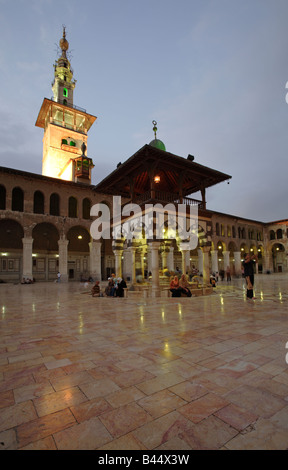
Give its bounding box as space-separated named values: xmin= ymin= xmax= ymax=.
xmin=52 ymin=26 xmax=76 ymax=106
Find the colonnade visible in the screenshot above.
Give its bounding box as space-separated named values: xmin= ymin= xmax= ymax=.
xmin=21 ymin=235 xmax=102 ymax=282
xmin=21 ymin=234 xmax=274 ymax=284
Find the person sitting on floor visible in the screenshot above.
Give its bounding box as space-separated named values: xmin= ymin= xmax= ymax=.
xmin=105 ymin=277 xmax=114 ymax=296
xmin=91 ymin=281 xmax=100 ymax=297
xmin=179 ymin=274 xmax=192 ymax=297
xmin=170 ymin=275 xmax=182 ymax=297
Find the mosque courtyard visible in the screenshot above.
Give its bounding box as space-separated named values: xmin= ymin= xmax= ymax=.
xmin=0 ymin=274 xmax=288 ymax=450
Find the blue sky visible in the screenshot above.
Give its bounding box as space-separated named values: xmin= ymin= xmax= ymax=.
xmin=0 ymin=0 xmax=287 ymax=222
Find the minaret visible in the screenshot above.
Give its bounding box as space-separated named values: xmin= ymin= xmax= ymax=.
xmin=52 ymin=26 xmax=76 ymax=107
xmin=35 ymin=27 xmax=96 ymax=184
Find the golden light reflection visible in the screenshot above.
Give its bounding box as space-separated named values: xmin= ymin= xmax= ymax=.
xmin=139 ymin=305 xmax=145 ymax=327
xmin=164 ymin=342 xmax=170 ymax=353
xmin=78 ymin=313 xmax=84 ymax=334
xmin=64 ymin=390 xmax=73 ymax=401
xmin=220 ymin=295 xmax=225 ymax=314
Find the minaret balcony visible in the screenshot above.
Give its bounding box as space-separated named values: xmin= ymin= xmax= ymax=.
xmin=61 ymin=142 xmax=80 ymax=154
xmin=74 ymin=156 xmax=94 ymax=179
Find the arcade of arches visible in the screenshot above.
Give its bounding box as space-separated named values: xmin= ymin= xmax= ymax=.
xmin=0 ymin=184 xmax=287 ymax=285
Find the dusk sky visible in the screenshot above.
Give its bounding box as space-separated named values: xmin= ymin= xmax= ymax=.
xmin=0 ymin=0 xmax=287 ymax=222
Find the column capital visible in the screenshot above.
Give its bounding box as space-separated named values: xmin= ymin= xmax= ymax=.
xmin=149 ymin=241 xmax=161 ymax=249
xmin=179 ymin=242 xmax=190 ymax=252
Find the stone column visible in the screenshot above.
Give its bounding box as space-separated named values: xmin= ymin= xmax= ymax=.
xmin=127 ymin=246 xmax=136 ymax=284
xmin=210 ymin=250 xmax=218 ymax=274
xmin=58 ymin=238 xmax=69 ymax=282
xmin=234 ymin=251 xmax=242 ymax=277
xmin=112 ymin=238 xmax=124 ymax=279
xmin=185 ymin=250 xmax=190 ymax=274
xmin=179 ymin=242 xmax=190 ymax=275
xmin=197 ymin=248 xmax=203 ymax=275
xmin=161 ymin=247 xmax=167 ymax=271
xmin=114 ymin=251 xmax=123 ymax=279
xmin=89 ymin=240 xmax=102 ymax=281
xmin=263 ymin=247 xmax=273 ymax=273
xmin=201 ymin=246 xmax=211 ymax=285
xmin=22 ymin=237 xmax=33 ymax=280
xmin=149 ymin=241 xmax=160 ymax=296
xmin=223 ymin=251 xmax=230 ymax=272
xmin=140 ymin=247 xmax=146 ymax=279
xmin=166 ymin=245 xmax=174 ymax=271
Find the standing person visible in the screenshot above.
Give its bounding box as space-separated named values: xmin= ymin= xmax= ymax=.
xmin=115 ymin=277 xmax=127 ymax=297
xmin=226 ymin=266 xmax=231 ymax=282
xmin=243 ymin=253 xmax=258 ymax=299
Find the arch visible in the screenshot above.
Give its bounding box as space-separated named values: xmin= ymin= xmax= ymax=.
xmin=216 ymin=240 xmax=226 ymax=252
xmin=0 ymin=219 xmax=24 ymax=249
xmin=276 ymin=228 xmax=283 ymax=239
xmin=32 ymin=223 xmax=59 ymax=252
xmin=269 ymin=230 xmax=275 ymax=240
xmin=0 ymin=184 xmax=6 ymax=210
xmin=240 ymin=243 xmax=248 ymax=259
xmin=82 ymin=198 xmax=91 ymax=220
xmin=272 ymin=242 xmax=285 ymax=273
xmin=12 ymin=187 xmax=24 ymax=212
xmin=249 ymin=244 xmax=257 ymax=255
xmin=68 ymin=196 xmax=78 ymax=218
xmin=67 ymin=226 xmax=91 ymax=252
xmin=228 ymin=241 xmax=237 ymax=253
xmin=272 ymin=242 xmax=285 ymax=253
xmin=50 ymin=193 xmax=60 ymax=216
xmin=99 ymin=200 xmax=112 ymax=211
xmin=33 ymin=190 xmax=44 ymax=214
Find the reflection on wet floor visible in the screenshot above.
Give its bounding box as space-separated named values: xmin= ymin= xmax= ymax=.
xmin=0 ymin=274 xmax=288 ymax=450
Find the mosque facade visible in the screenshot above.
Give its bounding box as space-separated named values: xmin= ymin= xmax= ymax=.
xmin=0 ymin=30 xmax=287 ymax=286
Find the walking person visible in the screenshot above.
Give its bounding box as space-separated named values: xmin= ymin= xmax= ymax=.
xmin=243 ymin=253 xmax=258 ymax=299
xmin=226 ymin=266 xmax=231 ymax=282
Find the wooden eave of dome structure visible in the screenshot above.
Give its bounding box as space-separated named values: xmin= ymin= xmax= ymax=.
xmin=93 ymin=144 xmax=231 ymax=205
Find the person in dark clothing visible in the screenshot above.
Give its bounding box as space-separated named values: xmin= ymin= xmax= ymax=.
xmin=115 ymin=278 xmax=127 ymax=297
xmin=243 ymin=253 xmax=258 ymax=299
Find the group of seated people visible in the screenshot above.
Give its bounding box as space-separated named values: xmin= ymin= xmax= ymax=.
xmin=169 ymin=274 xmax=192 ymax=297
xmin=21 ymin=277 xmax=35 ymax=284
xmin=91 ymin=274 xmax=127 ymax=298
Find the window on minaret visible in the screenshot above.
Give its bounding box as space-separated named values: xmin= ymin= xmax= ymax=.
xmin=63 ymin=88 xmax=68 ymax=97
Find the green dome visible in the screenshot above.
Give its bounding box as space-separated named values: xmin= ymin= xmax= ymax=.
xmin=149 ymin=139 xmax=166 ymax=151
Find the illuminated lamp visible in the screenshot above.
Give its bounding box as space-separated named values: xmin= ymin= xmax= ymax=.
xmin=154 ymin=175 xmax=160 ymax=184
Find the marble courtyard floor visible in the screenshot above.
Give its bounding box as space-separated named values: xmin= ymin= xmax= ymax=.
xmin=0 ymin=274 xmax=288 ymax=450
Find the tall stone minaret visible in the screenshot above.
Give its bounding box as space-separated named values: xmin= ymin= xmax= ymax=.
xmin=35 ymin=27 xmax=96 ymax=184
